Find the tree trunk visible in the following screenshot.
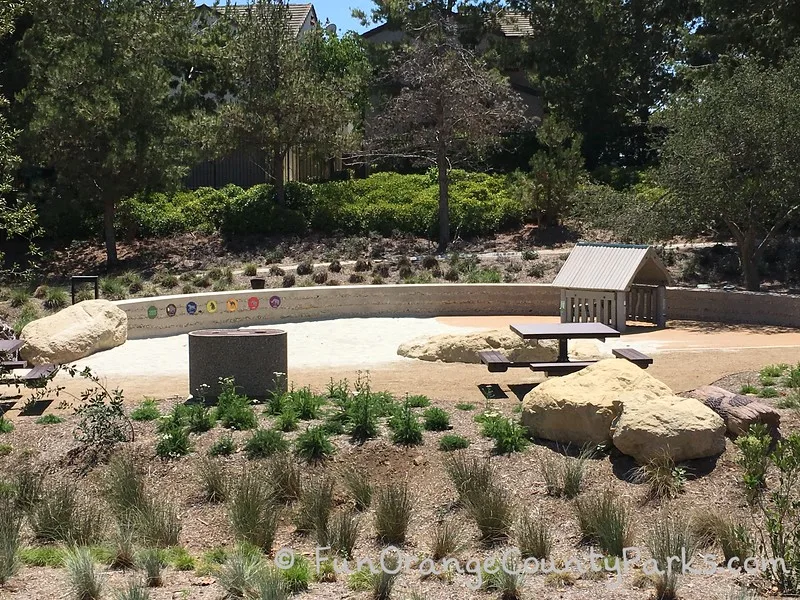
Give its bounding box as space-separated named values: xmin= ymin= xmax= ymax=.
xmin=739 ymin=231 xmax=761 ymax=291
xmin=436 ymin=145 xmax=450 ymax=254
xmin=273 ymin=150 xmax=286 ymax=206
xmin=103 ymin=195 xmax=118 ymax=267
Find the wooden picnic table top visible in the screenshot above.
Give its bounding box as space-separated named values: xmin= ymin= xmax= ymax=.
xmin=510 ymin=322 xmax=621 ymax=341
xmin=0 ymin=339 xmax=23 ymax=354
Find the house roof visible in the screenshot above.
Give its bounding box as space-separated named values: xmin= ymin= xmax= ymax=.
xmin=362 ymin=10 xmax=533 ymax=40
xmin=198 ymin=3 xmax=317 ymax=37
xmin=552 ymin=242 xmax=671 ymax=292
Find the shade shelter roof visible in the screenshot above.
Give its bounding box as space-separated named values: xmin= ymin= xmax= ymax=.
xmin=552 ymin=242 xmax=671 ymax=292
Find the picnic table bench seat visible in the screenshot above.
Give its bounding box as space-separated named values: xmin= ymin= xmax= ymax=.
xmin=611 ymin=348 xmax=653 ymax=369
xmin=0 ymin=363 xmax=58 ymax=386
xmin=1 ymin=361 xmax=27 ymax=370
xmin=477 ymin=350 xmax=533 ymax=373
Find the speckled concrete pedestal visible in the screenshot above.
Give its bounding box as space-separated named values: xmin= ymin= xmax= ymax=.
xmin=188 ymin=329 xmax=287 ymax=399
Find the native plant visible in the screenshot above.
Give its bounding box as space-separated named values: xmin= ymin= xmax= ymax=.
xmin=374 ymin=482 xmax=413 ymax=544
xmin=342 ymin=467 xmax=372 ymax=511
xmin=647 ymin=513 xmax=698 ymax=600
xmin=736 ymin=424 xmax=772 ymax=504
xmin=0 ymin=490 xmax=22 ymax=584
xmin=575 ymin=489 xmax=633 ymax=557
xmin=64 ymin=547 xmax=104 ymax=600
xmin=229 ymin=469 xmax=280 ymax=553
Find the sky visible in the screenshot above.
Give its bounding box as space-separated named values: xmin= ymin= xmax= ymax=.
xmin=311 ymin=0 xmax=374 ymax=34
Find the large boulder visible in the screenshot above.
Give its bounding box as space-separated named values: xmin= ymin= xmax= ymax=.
xmin=611 ymin=394 xmax=726 ymax=463
xmin=521 ymin=359 xmax=673 ymax=445
xmin=20 ymin=300 xmax=127 ymax=365
xmin=397 ymin=329 xmax=558 ymax=364
xmin=682 ymin=385 xmax=781 ymax=438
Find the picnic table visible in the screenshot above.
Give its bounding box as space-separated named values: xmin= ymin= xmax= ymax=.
xmin=509 ymin=322 xmax=621 ymax=363
xmin=478 ymin=321 xmax=656 ymax=377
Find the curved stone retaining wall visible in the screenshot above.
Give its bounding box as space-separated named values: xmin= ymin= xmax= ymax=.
xmin=116 ymin=284 xmax=800 ymax=340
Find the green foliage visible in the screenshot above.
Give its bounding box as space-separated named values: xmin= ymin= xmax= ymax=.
xmin=43 ymin=287 xmax=68 ymax=311
xmin=430 ymin=518 xmax=464 ymax=560
xmin=136 ymin=501 xmax=182 ymax=548
xmin=34 ymin=414 xmax=64 ymax=425
xmin=104 ymin=453 xmax=147 ymax=518
xmin=784 ymin=364 xmax=800 ymax=389
xmin=736 ymin=424 xmax=772 ymax=503
xmin=130 ymin=399 xmax=160 ymax=422
xmin=294 ymin=476 xmax=335 ymax=542
xmin=692 ymin=510 xmax=752 ymax=564
xmin=30 ymin=483 xmax=104 ymax=545
xmin=288 ymin=387 xmax=325 ymax=420
xmin=0 ymin=414 xmax=14 ymax=434
xmin=243 ymin=263 xmax=258 ymax=276
xmin=374 ymin=482 xmax=413 ymax=544
xmin=113 ymin=580 xmax=150 ymax=600
xmin=516 ymin=510 xmax=552 ymax=559
xmin=198 ymin=458 xmax=228 ymax=503
xmin=422 ymin=407 xmax=450 ymax=431
xmin=108 ymin=521 xmax=136 ymax=569
xmin=342 ymin=467 xmax=372 ymax=511
xmin=438 ymin=434 xmax=470 ymax=452
xmin=647 ymin=514 xmax=697 ymax=600
xmin=216 ymin=378 xmax=258 ymax=431
xmin=539 ymin=450 xmax=590 ymax=499
xmin=229 ymin=469 xmax=280 ymax=552
xmin=0 ymin=444 xmax=11 ymax=456
xmin=137 ymin=548 xmax=164 ymax=587
xmin=267 ymin=453 xmax=302 ymax=503
xmin=274 ymin=408 xmax=298 ymax=432
xmin=12 ymin=464 xmax=44 ymax=512
xmin=388 ymin=400 xmax=423 ymax=446
xmin=634 ymin=453 xmax=686 ymax=501
xmin=486 ymin=416 xmax=529 ymax=454
xmin=208 ymin=434 xmax=236 ymax=457
xmin=100 ymin=278 xmax=128 ymax=300
xmin=327 ymin=511 xmax=361 ymax=559
xmin=217 ymin=543 xmax=264 ymax=599
xmin=279 ymin=553 xmax=311 ymax=593
xmin=0 ymin=490 xmax=22 ymax=584
xmin=155 ymin=425 xmax=192 ymax=460
xmin=574 ymin=490 xmax=633 ymax=557
xmin=455 ymin=402 xmax=475 ymax=411
xmin=13 ymin=304 xmax=39 ymax=335
xmin=739 ymin=384 xmax=758 ymax=395
xmin=63 ymin=547 xmax=104 ymax=600
xmin=244 ymin=429 xmax=288 ymax=460
xmin=19 ymin=545 xmax=65 ymax=567
xmin=9 ymin=288 xmax=30 ymax=308
xmin=70 ymin=367 xmax=131 ymax=449
xmin=346 ymin=392 xmax=379 ymax=443
xmin=294 ymin=426 xmax=335 ymax=462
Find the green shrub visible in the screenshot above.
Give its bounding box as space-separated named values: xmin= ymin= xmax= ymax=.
xmin=488 ymin=417 xmax=529 ymax=454
xmin=282 ymin=273 xmax=295 ymax=287
xmin=165 ymin=546 xmax=195 ymax=571
xmin=759 ymin=386 xmax=779 ymax=398
xmin=288 ymin=387 xmax=325 ymax=420
xmin=13 ymin=305 xmax=39 ymax=335
xmin=739 ymin=384 xmax=758 ymax=395
xmin=342 ymin=467 xmax=372 ymax=511
xmin=267 ymin=453 xmax=302 ymax=503
xmin=374 ymin=482 xmax=413 ymax=544
xmin=438 ymin=434 xmax=470 ymax=451
xmin=736 ymin=424 xmax=771 ymax=503
xmin=274 ymin=408 xmax=298 ymax=432
xmin=406 ymin=394 xmax=431 ymax=408
xmin=294 ymin=476 xmax=335 ymax=542
xmin=516 ymin=510 xmax=551 ymax=559
xmin=691 ymin=510 xmax=752 ymax=563
xmin=760 ymin=364 xmax=786 ymax=379
xmin=137 ymin=548 xmax=164 ymax=587
xmin=229 ymin=469 xmax=280 ymax=552
xmin=422 ymin=407 xmax=450 ymax=431
xmin=12 ymin=464 xmax=44 ymax=512
xmin=777 ymin=392 xmax=800 ymax=409
xmin=465 ymin=480 xmax=514 ymax=543
xmin=217 ymin=543 xmax=264 ymax=599
xmin=0 ymin=491 xmax=22 ymax=583
xmin=198 ymin=458 xmax=228 ymax=503
xmin=155 ymin=425 xmax=192 ymax=459
xmin=30 ymin=484 xmax=104 ymax=545
xmin=647 ymin=514 xmax=697 ymax=600
xmin=136 ymin=500 xmax=182 ymax=548
xmin=104 ymin=453 xmax=147 ymax=518
xmin=280 ymin=553 xmax=312 ymax=592
xmin=539 ymin=449 xmax=591 ymax=499
xmin=388 ymin=400 xmax=423 ymax=446
xmin=208 ymin=434 xmax=236 ymax=457
xmin=19 ymin=545 xmax=65 ymax=567
xmin=108 ymin=521 xmax=136 ymax=569
xmin=464 ymin=268 xmax=502 ymax=283
xmin=347 ymin=392 xmax=379 ymax=443
xmin=455 ymin=402 xmax=475 ymax=411
xmin=130 ymin=399 xmax=161 ymax=421
xmin=0 ymin=443 xmax=11 ymax=456
xmin=295 ymin=426 xmax=335 ymax=462
xmin=0 ymin=414 xmax=14 ymax=434
xmin=216 ymin=378 xmax=258 ymax=431
xmin=154 ymin=272 xmax=179 ymax=288
xmin=100 ymin=277 xmax=127 ymax=300
xmin=43 ymin=287 xmax=68 ymax=311
xmin=785 ymin=364 xmax=800 ymax=389
xmin=634 ymin=453 xmax=686 ymax=501
xmin=430 ymin=518 xmax=464 ymax=560
xmin=444 ymin=453 xmax=494 ymax=504
xmin=244 ymin=429 xmax=288 ymax=459
xmin=114 ymin=580 xmax=151 ymax=600
xmin=327 ymin=511 xmax=361 ymax=558
xmin=574 ymin=490 xmax=633 ymax=557
xmin=64 ymin=547 xmax=104 ymax=600
xmin=9 ymin=288 xmax=30 ymax=308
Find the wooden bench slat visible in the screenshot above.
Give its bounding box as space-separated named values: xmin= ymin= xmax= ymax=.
xmin=21 ymin=364 xmax=58 ymax=381
xmin=478 ymin=350 xmax=512 ymax=373
xmin=1 ymin=361 xmax=27 ymax=370
xmin=612 ymin=348 xmax=653 ymax=368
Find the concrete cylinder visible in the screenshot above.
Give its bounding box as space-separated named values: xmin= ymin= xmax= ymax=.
xmin=188 ymin=329 xmax=287 ymax=400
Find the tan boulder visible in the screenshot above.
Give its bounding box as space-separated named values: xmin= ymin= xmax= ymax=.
xmin=611 ymin=394 xmax=726 ymax=463
xmin=397 ymin=329 xmax=558 ymax=363
xmin=20 ymin=299 xmax=127 ymax=365
xmin=521 ymin=359 xmax=673 ymax=445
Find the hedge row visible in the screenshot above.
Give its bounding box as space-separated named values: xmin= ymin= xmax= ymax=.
xmin=116 ymin=170 xmax=526 ymax=238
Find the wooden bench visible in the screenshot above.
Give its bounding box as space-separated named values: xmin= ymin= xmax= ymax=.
xmin=612 ymin=348 xmax=653 ymax=369
xmin=1 ymin=361 xmax=27 ymax=370
xmin=477 ymin=350 xmax=532 ymax=373
xmin=529 ymin=361 xmax=597 ymax=376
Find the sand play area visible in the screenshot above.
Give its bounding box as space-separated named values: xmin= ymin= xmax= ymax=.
xmin=61 ymin=316 xmax=800 ymax=402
